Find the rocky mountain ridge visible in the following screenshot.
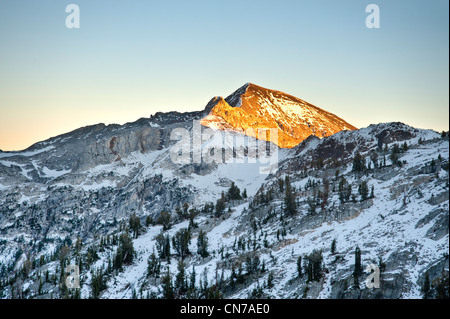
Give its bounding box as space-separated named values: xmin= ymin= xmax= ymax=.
xmin=0 ymin=85 xmax=448 ymax=299
xmin=201 ymin=83 xmax=357 ymax=148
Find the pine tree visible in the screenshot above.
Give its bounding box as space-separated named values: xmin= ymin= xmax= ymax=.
xmin=197 ymin=230 xmax=209 ymax=258
xmin=129 ymin=214 xmax=141 ymax=238
xmin=175 ymin=260 xmax=186 ymax=295
xmin=172 ymin=228 xmax=191 ymax=259
xmin=161 ymin=268 xmax=174 ymax=299
xmin=118 ymin=232 xmax=134 ymax=265
xmin=284 ymin=176 xmax=297 ymax=215
xmin=228 ymin=182 xmax=242 ymax=200
xmin=352 ymin=152 xmax=365 ymax=172
xmin=267 ymin=272 xmax=274 ymax=288
xmin=304 ymin=250 xmax=323 ymax=282
xmin=215 ymin=192 xmax=226 ymax=217
xmin=157 ymin=211 xmax=172 ymax=230
xmin=331 ymin=239 xmax=337 ymax=255
xmin=297 ymin=256 xmax=302 ymax=278
xmin=358 ymin=181 xmax=369 ymax=201
xmin=189 ymin=266 xmax=197 ymax=291
xmin=402 ymin=141 xmax=408 ymax=152
xmin=434 ymin=273 xmax=449 ymax=299
xmin=155 ymin=233 xmax=171 ymax=262
xmin=369 ymin=150 xmax=379 ymax=169
xmin=370 ymin=185 xmax=375 ymax=199
xmin=188 ymin=208 xmax=198 ymax=229
xmin=90 ymin=268 xmax=107 ymax=299
xmin=422 ymin=271 xmax=431 ymax=299
xmin=278 ymin=178 xmax=284 ymax=192
xmin=390 ymin=144 xmax=401 ymax=166
xmin=145 ymin=215 xmax=153 ymax=227
xmin=353 ymin=246 xmax=362 ymax=287
xmin=147 ymin=249 xmax=160 ymax=279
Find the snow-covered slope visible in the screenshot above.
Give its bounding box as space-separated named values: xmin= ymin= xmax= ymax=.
xmin=0 ymin=117 xmax=447 ymax=299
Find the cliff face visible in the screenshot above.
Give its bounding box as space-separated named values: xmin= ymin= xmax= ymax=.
xmin=201 ymin=83 xmax=357 ymax=148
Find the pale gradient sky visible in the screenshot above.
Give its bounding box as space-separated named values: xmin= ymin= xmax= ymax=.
xmin=0 ymin=0 xmax=448 ymax=151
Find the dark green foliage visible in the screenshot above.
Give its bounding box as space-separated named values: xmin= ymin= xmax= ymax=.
xmin=175 ymin=260 xmax=187 ymax=295
xmin=306 ymin=197 xmax=316 ymax=215
xmin=352 ymin=152 xmax=366 ymax=172
xmin=145 ymin=215 xmax=153 ymax=227
xmin=227 ymin=182 xmax=242 ymax=200
xmin=353 ymin=246 xmax=362 ymax=286
xmin=278 ymin=178 xmax=284 ymax=192
xmin=147 ymin=250 xmax=160 ymax=279
xmin=245 ymin=255 xmax=261 ymax=275
xmin=422 ymin=271 xmax=431 ymax=299
xmin=189 ymin=266 xmax=197 ymax=290
xmin=390 ymin=144 xmax=401 ymax=166
xmin=113 ymin=232 xmax=134 ymax=270
xmin=215 ymin=192 xmax=226 ymax=217
xmin=369 ymin=150 xmax=379 ymax=169
xmin=338 ymin=177 xmax=352 ymax=203
xmin=156 ymin=233 xmax=171 ymax=262
xmin=188 ymin=208 xmax=198 ymax=229
xmin=297 ymin=256 xmax=302 ymax=278
xmin=331 ymin=239 xmax=337 ymax=255
xmin=267 ymin=272 xmax=274 ymax=288
xmin=433 ymin=272 xmax=449 ymax=299
xmin=283 ymin=176 xmax=297 ymax=216
xmin=402 ymin=141 xmax=408 ymax=152
xmin=161 ymin=268 xmax=174 ymax=299
xmin=157 ymin=211 xmax=172 ymax=230
xmin=172 ymin=228 xmax=191 ymax=259
xmin=129 ymin=214 xmax=140 ymax=238
xmin=358 ymin=181 xmax=369 ymax=201
xmin=197 ymin=229 xmax=209 ymax=258
xmin=90 ymin=268 xmax=107 ymax=299
xmin=304 ymin=249 xmax=323 ymax=282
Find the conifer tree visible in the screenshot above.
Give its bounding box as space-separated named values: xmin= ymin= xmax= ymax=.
xmin=172 ymin=228 xmax=191 ymax=259
xmin=161 ymin=268 xmax=174 ymax=299
xmin=284 ymin=176 xmax=297 ymax=215
xmin=303 ymin=250 xmax=323 ymax=282
xmin=147 ymin=249 xmax=160 ymax=279
xmin=402 ymin=141 xmax=408 ymax=152
xmin=129 ymin=214 xmax=141 ymax=238
xmin=352 ymin=152 xmax=365 ymax=172
xmin=297 ymin=256 xmax=302 ymax=278
xmin=353 ymin=246 xmax=362 ymax=287
xmin=267 ymin=272 xmax=274 ymax=288
xmin=118 ymin=232 xmax=134 ymax=265
xmin=422 ymin=271 xmax=431 ymax=299
xmin=215 ymin=192 xmax=226 ymax=217
xmin=228 ymin=182 xmax=242 ymax=200
xmin=189 ymin=266 xmax=196 ymax=291
xmin=175 ymin=260 xmax=186 ymax=295
xmin=197 ymin=230 xmax=209 ymax=258
xmin=331 ymin=239 xmax=337 ymax=255
xmin=155 ymin=233 xmax=171 ymax=262
xmin=358 ymin=181 xmax=369 ymax=201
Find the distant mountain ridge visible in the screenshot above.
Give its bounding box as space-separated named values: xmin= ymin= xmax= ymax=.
xmin=201 ymin=83 xmax=357 ymax=148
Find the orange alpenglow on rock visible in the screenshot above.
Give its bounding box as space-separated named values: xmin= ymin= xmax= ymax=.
xmin=200 ymin=83 xmax=357 ymax=148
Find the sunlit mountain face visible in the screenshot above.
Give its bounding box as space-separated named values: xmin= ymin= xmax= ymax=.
xmin=201 ymin=83 xmax=357 ymax=148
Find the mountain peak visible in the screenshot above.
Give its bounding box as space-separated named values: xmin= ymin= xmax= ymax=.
xmin=201 ymin=83 xmax=357 ymax=148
